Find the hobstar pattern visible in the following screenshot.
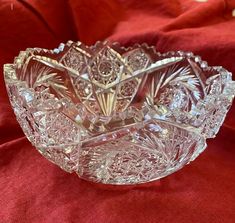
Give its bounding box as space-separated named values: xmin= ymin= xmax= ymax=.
xmin=4 ymin=41 xmax=235 ymax=184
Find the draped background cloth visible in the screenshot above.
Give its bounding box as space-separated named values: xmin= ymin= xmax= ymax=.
xmin=0 ymin=0 xmax=235 ymax=222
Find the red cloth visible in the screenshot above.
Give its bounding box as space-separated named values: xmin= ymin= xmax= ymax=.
xmin=1 ymin=0 xmax=235 ymax=222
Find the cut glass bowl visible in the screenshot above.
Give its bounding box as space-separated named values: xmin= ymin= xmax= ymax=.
xmin=4 ymin=41 xmax=235 ymax=184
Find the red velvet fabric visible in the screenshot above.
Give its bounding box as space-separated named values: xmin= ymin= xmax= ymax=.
xmin=1 ymin=0 xmax=235 ymax=222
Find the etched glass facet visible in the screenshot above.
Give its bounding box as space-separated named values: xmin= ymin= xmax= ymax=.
xmin=4 ymin=41 xmax=235 ymax=184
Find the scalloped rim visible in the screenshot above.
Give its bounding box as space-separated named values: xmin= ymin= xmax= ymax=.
xmin=4 ymin=40 xmax=234 ymax=80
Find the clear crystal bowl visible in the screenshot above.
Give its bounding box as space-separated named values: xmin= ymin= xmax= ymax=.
xmin=4 ymin=41 xmax=235 ymax=185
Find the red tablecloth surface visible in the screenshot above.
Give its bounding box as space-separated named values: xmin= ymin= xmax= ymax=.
xmin=1 ymin=0 xmax=235 ymax=222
